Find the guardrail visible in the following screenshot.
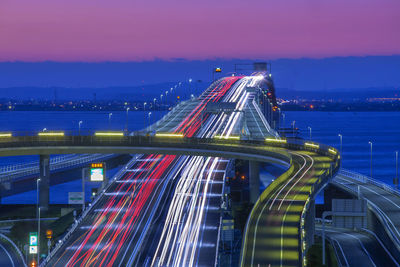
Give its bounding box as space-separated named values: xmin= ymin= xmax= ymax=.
xmin=0 ymin=155 xmax=72 ymax=173
xmin=0 ymin=154 xmax=116 ymax=183
xmin=340 ymin=169 xmax=400 ymax=197
xmin=239 ymin=138 xmax=340 ymax=267
xmin=334 ymin=170 xmax=400 ymax=254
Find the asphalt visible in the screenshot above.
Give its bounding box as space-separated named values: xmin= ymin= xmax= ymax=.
xmin=241 ymin=151 xmax=335 ymax=267
xmin=316 ymin=225 xmax=399 ymax=267
xmin=335 ymin=173 xmax=400 ymax=243
xmin=46 ymin=155 xmax=183 ymax=266
xmin=0 ymin=237 xmax=26 ymax=267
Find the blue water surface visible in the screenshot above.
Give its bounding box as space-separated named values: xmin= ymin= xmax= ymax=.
xmin=0 ymin=111 xmax=166 ymax=204
xmin=1 ymin=111 xmax=400 ymax=204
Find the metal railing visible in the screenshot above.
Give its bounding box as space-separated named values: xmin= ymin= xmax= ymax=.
xmin=239 ymin=139 xmax=340 ymax=267
xmin=0 ymin=154 xmax=116 ymax=183
xmin=333 ymin=172 xmax=400 ymax=254
xmin=339 ymin=168 xmax=400 ymax=197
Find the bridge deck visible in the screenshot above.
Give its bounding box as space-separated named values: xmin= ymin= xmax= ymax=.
xmin=241 ymin=151 xmax=336 ymax=267
xmin=334 ymin=170 xmax=400 ymax=257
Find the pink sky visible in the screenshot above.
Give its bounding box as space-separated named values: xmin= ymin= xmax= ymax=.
xmin=0 ymin=0 xmax=399 ymax=62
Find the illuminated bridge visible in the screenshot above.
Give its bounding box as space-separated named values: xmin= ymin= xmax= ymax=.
xmin=1 ymin=69 xmax=399 ymax=267
xmin=0 ymin=134 xmax=339 ymax=267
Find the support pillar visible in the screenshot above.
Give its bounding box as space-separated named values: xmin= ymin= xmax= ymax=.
xmin=249 ymin=161 xmax=260 ymax=204
xmin=39 ymin=155 xmax=50 ymax=211
xmin=305 ymin=199 xmax=315 ymax=246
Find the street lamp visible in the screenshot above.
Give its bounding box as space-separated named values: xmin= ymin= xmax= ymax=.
xmin=369 ymin=141 xmax=373 ymax=178
xmin=125 ymin=108 xmax=130 ymax=132
xmin=338 ymin=134 xmax=343 ymax=157
xmin=143 ymin=102 xmax=147 ymax=129
xmin=292 ymin=121 xmax=296 ymax=136
xmin=148 ymin=112 xmax=152 ymax=132
xmin=165 ymin=91 xmax=168 ymax=105
xmin=108 ymin=113 xmax=112 ymax=129
xmin=42 ymin=128 xmax=47 ymax=132
xmin=160 ymin=94 xmax=163 ymax=105
xmin=38 ymin=207 xmax=41 ymax=265
xmin=36 ymin=178 xmax=41 ymax=265
xmin=308 ymin=126 xmax=312 ymax=141
xmin=36 ymin=178 xmax=41 ymax=217
xmin=153 ymin=98 xmax=156 ymax=107
xmin=189 ymin=78 xmax=193 ymax=98
xmin=282 ymin=113 xmax=285 ymax=129
xmin=395 ymin=151 xmax=398 ymax=189
xmin=78 ymin=121 xmax=83 ymax=135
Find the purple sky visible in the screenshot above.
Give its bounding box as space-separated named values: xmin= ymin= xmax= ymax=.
xmin=1 ymin=0 xmax=399 ymax=62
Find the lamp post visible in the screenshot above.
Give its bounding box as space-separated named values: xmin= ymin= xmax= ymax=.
xmin=108 ymin=113 xmax=112 ymax=130
xmin=396 ymin=151 xmax=399 ymax=189
xmin=282 ymin=113 xmax=285 ymax=129
xmin=36 ymin=178 xmax=41 ymax=265
xmin=165 ymin=91 xmax=169 ymax=105
xmin=278 ymin=108 xmax=281 ymax=130
xmin=369 ymin=141 xmax=373 ymax=178
xmin=143 ymin=102 xmax=147 ymax=130
xmin=148 ymin=112 xmax=152 ymax=132
xmin=38 ymin=207 xmax=41 ymax=265
xmin=125 ymin=108 xmax=130 ymax=132
xmin=338 ymin=134 xmax=343 ymax=157
xmin=36 ymin=178 xmax=41 ymax=217
xmin=292 ymin=121 xmax=296 ymax=136
xmin=308 ymin=126 xmax=312 ymax=141
xmin=153 ymin=98 xmax=156 ymax=109
xmin=78 ymin=121 xmax=83 ymax=136
xmin=189 ymin=78 xmax=192 ymax=99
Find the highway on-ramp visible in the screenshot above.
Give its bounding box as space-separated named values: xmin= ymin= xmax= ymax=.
xmin=241 ymin=150 xmax=338 ymax=267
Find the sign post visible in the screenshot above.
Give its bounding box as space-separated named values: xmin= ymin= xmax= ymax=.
xmin=68 ymin=192 xmax=83 ymax=205
xmin=29 ymin=232 xmax=38 ymax=255
xmin=90 ymin=162 xmax=107 ymax=189
xmin=46 ymin=229 xmax=52 ymax=256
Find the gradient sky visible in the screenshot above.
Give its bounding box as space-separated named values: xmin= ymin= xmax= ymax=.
xmin=1 ymin=0 xmax=399 ymax=61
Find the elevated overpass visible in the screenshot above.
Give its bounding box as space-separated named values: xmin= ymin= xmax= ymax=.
xmin=0 ymin=133 xmax=340 ymax=267
xmin=331 ymin=169 xmax=400 ymax=263
xmin=0 ymin=72 xmax=341 ymax=267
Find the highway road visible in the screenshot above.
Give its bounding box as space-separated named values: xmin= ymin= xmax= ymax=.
xmin=316 ymin=225 xmax=399 ymax=267
xmin=47 ymin=76 xmax=255 ymax=266
xmin=147 ymin=76 xmax=257 ymax=266
xmin=241 ymin=150 xmax=335 ymax=267
xmin=0 ymin=236 xmax=26 ymax=267
xmin=334 ymin=172 xmax=400 ymax=248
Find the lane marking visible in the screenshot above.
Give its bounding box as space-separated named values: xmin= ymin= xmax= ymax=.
xmin=0 ymin=243 xmax=15 ymax=267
